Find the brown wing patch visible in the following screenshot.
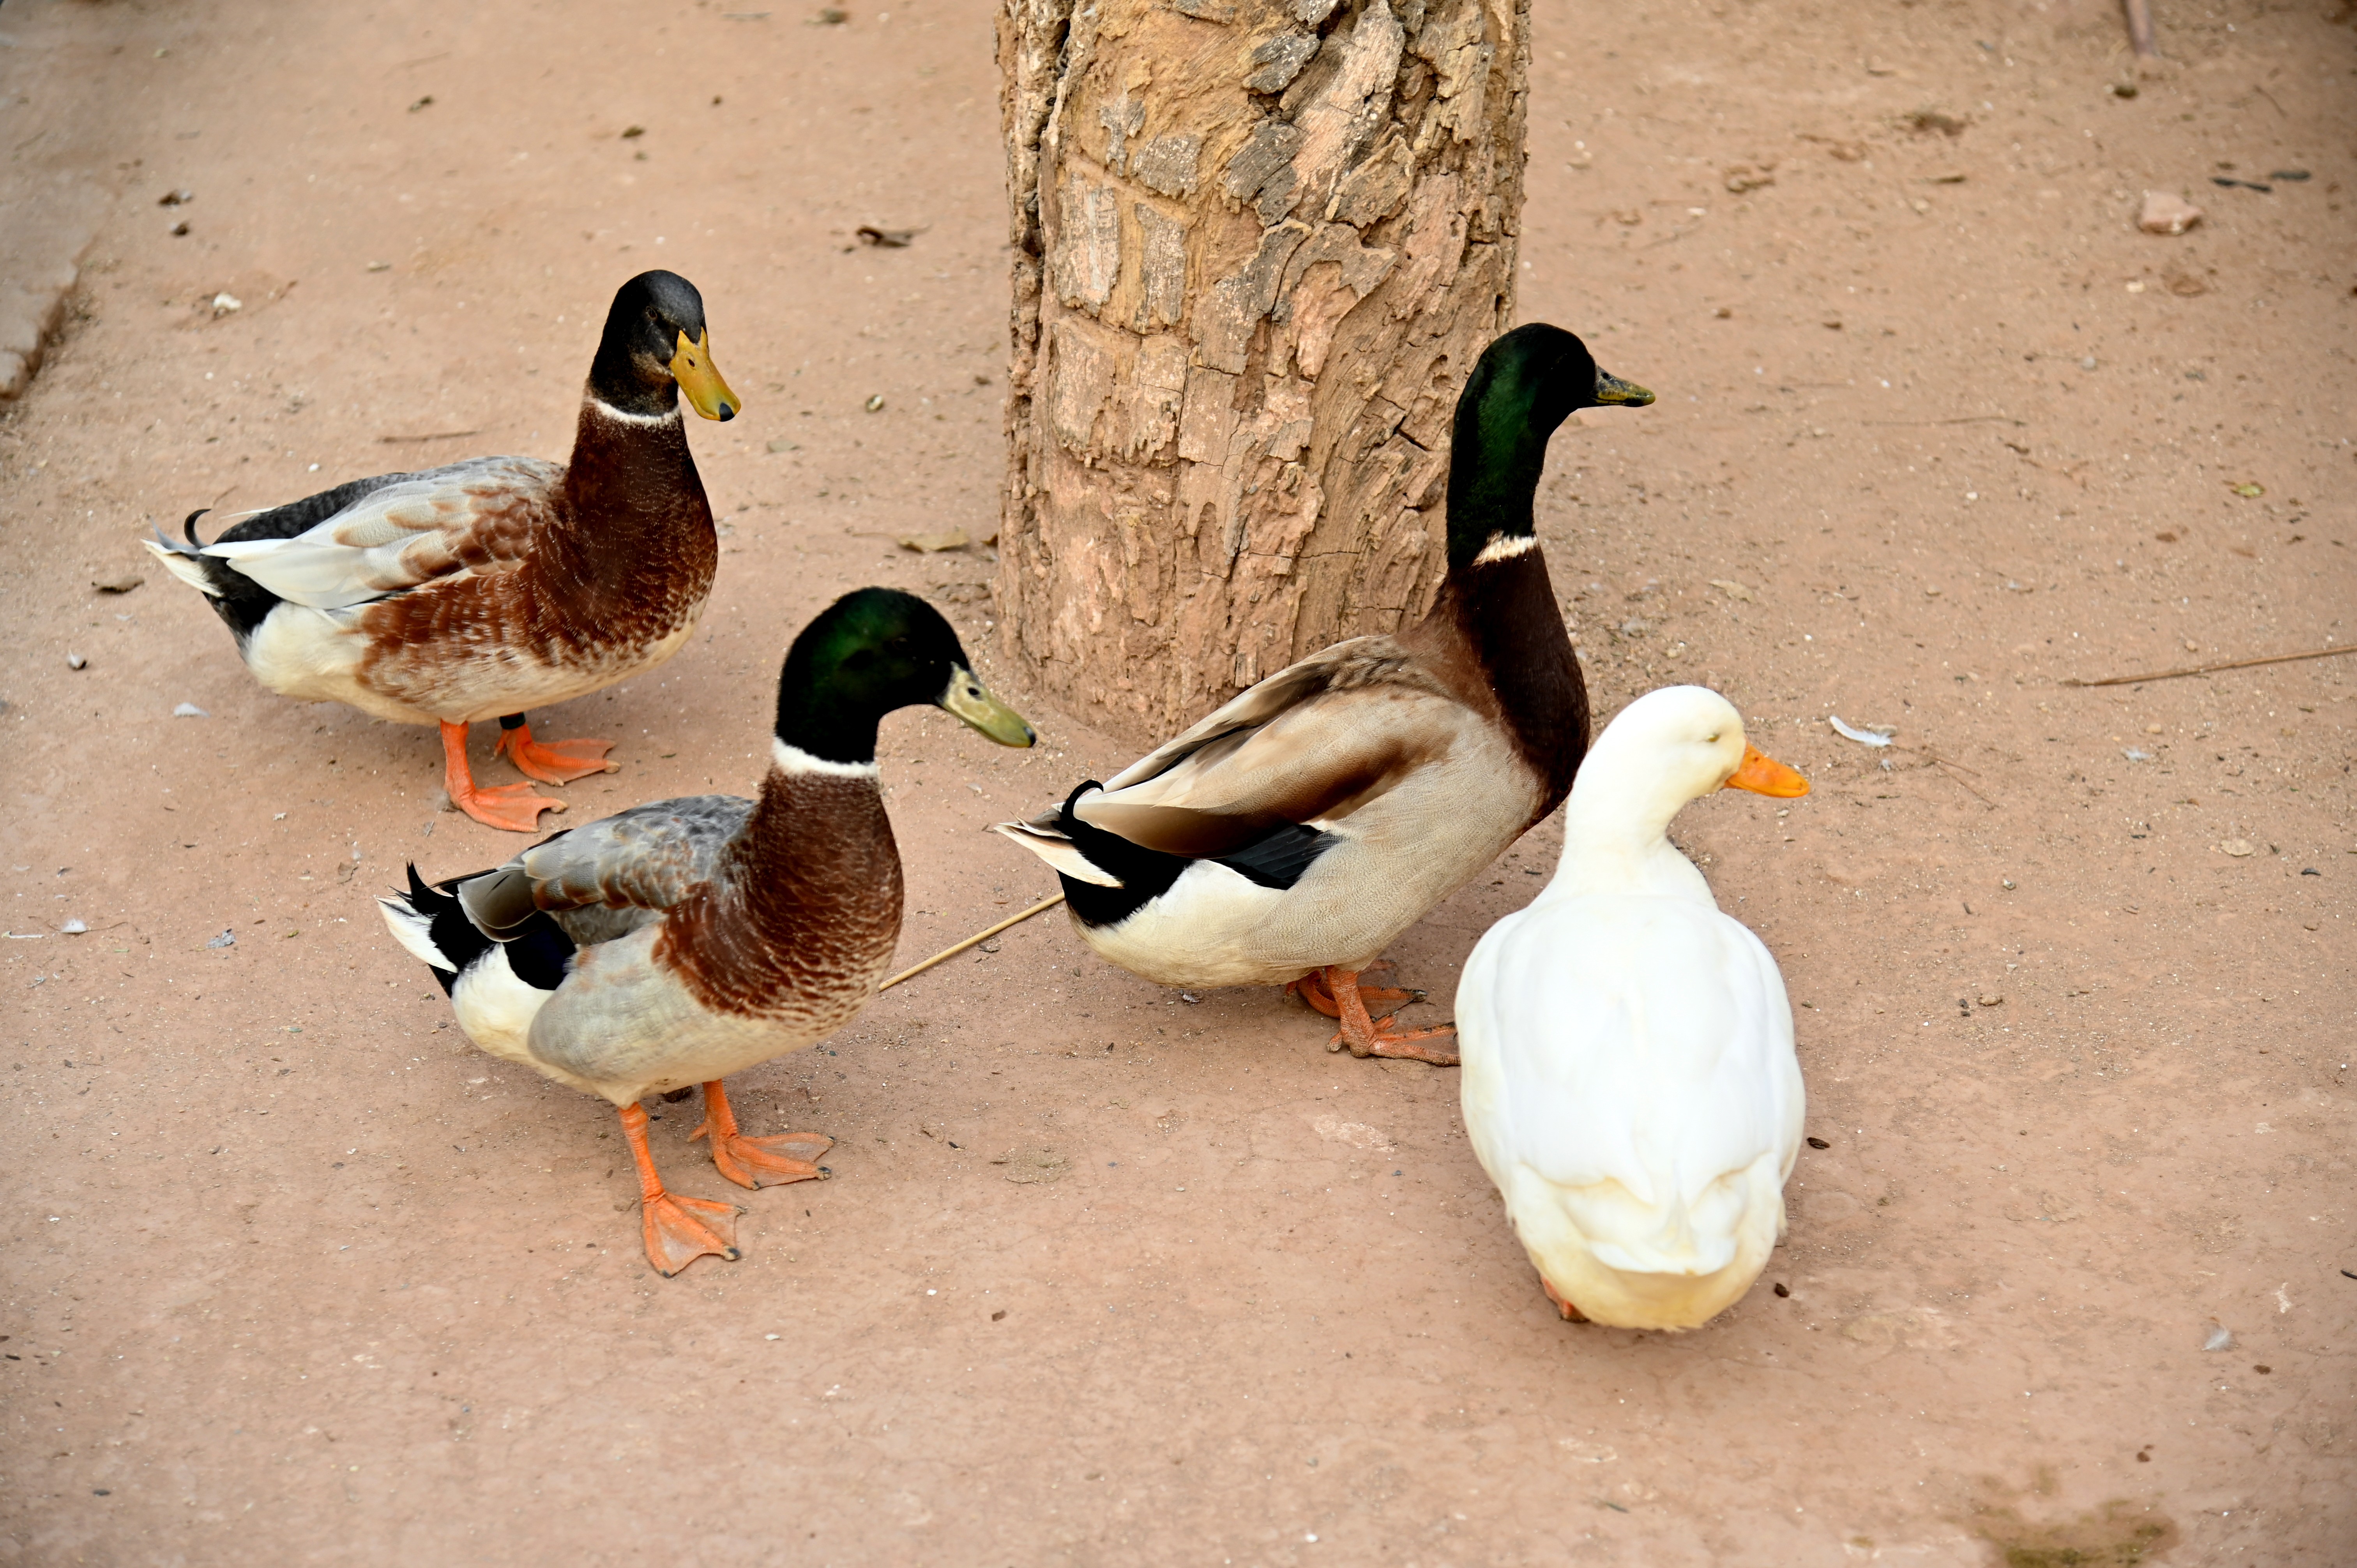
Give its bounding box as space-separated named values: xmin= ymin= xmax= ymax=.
xmin=1101 ymin=636 xmax=1435 ymax=792
xmin=351 ymin=404 xmax=718 ymax=716
xmin=1078 ymin=684 xmax=1459 ymax=857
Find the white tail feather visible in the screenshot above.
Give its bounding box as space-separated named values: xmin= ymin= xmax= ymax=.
xmin=377 ymin=896 xmax=457 ymax=972
xmin=991 ymin=822 xmax=1124 ymax=887
xmin=143 ymin=537 xmax=226 ymax=597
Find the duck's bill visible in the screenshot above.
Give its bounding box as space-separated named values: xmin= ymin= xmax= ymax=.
xmin=670 ymin=330 xmax=740 ymax=421
xmin=1723 ymin=743 xmax=1809 ymax=798
xmin=1593 ymin=369 xmax=1655 ymax=407
xmin=939 ymin=666 xmax=1036 ymax=748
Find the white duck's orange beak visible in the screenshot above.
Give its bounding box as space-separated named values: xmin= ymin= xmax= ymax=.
xmin=1723 ymin=743 xmax=1810 ymax=798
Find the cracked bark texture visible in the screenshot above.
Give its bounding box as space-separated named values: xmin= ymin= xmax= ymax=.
xmin=995 ymin=0 xmax=1528 ymax=740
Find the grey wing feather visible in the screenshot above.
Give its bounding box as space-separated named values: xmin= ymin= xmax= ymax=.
xmin=539 ymin=796 xmax=753 ymax=943
xmin=458 ymin=795 xmax=754 ymax=948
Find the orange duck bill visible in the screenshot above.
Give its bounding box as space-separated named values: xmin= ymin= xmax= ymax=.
xmin=1721 ymin=743 xmax=1810 ymax=798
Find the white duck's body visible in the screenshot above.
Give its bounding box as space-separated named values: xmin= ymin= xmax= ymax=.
xmin=1456 ymin=685 xmax=1809 ymax=1331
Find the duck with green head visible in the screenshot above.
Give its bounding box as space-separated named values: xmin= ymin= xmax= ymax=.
xmin=380 ymin=588 xmax=1035 ymax=1276
xmin=994 ymin=325 xmax=1652 ymax=1065
xmin=147 ymin=269 xmax=740 ymax=832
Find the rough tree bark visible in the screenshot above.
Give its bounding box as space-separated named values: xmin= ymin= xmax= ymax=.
xmin=996 ymin=0 xmax=1529 ymax=740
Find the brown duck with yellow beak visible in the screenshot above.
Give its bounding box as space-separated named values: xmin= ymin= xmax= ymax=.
xmin=148 ymin=270 xmax=742 ymax=831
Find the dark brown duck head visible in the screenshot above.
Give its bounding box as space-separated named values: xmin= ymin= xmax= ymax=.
xmin=585 ymin=269 xmax=740 ymax=422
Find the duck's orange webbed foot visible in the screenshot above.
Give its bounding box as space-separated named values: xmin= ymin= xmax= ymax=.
xmin=1285 ymin=958 xmax=1424 ymax=1017
xmin=440 ymin=721 xmax=566 ymax=833
xmin=692 ymin=1079 xmax=832 ymax=1190
xmin=1541 ymin=1275 xmax=1590 ymax=1323
xmin=495 ymin=718 xmax=619 ymax=785
xmin=618 ymin=1102 xmax=742 ymax=1277
xmin=1318 ymin=965 xmax=1460 ymax=1067
xmin=643 ymin=1190 xmax=744 ymax=1277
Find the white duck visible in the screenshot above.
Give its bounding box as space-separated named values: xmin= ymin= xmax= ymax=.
xmin=1455 ymin=685 xmax=1811 ymax=1330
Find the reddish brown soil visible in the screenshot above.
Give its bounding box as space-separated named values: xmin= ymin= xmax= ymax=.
xmin=2 ymin=0 xmax=2351 ymax=1562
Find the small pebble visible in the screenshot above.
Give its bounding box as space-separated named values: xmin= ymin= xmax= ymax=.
xmin=2218 ymin=839 xmax=2255 ymax=858
xmin=864 ymin=394 xmax=886 ymax=412
xmin=173 ymin=702 xmax=207 ymax=717
xmin=2079 ymin=356 xmax=2097 ymax=371
xmin=66 ymin=653 xmax=87 ymax=670
xmin=1977 ymin=993 xmax=2003 ymax=1007
xmin=60 ymin=919 xmax=88 ymax=935
xmin=2137 ymin=190 xmax=2202 ymax=235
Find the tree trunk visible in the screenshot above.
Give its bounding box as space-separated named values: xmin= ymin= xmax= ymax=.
xmin=995 ymin=0 xmax=1528 ymax=740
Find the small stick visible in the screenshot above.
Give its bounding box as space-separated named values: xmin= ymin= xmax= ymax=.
xmin=1923 ymin=755 xmax=1996 ymax=806
xmin=2061 ymin=645 xmax=2352 ymax=689
xmin=2123 ymin=0 xmax=2158 ymax=57
xmin=877 ymin=894 xmax=1066 ymax=992
xmin=1859 ymin=415 xmax=2025 ymax=428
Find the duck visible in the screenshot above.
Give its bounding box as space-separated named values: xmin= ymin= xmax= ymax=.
xmin=991 ymin=324 xmax=1652 ymax=1064
xmin=146 ymin=269 xmax=739 ymax=832
xmin=376 ymin=587 xmax=1036 ymax=1276
xmin=1454 ymin=685 xmax=1810 ymax=1331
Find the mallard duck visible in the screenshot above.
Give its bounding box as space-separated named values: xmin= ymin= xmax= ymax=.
xmin=146 ymin=270 xmax=739 ymax=832
xmin=1455 ymin=685 xmax=1809 ymax=1330
xmin=376 ymin=588 xmax=1035 ymax=1275
xmin=991 ymin=324 xmax=1651 ymax=1064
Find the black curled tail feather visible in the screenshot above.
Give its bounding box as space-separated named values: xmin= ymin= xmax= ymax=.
xmin=394 ymin=864 xmax=494 ymax=996
xmin=149 ymin=518 xmax=286 ymax=645
xmin=390 ymin=864 xmax=576 ymax=995
xmin=1053 ymin=781 xmax=1189 ymax=928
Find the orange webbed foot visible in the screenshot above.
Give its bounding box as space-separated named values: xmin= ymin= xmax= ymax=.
xmin=641 ymin=1190 xmax=744 ymax=1277
xmin=452 ymin=780 xmax=567 ymax=833
xmin=496 ymin=721 xmax=618 ymax=785
xmin=692 ymin=1080 xmax=832 ymax=1190
xmin=440 ymin=720 xmax=566 ymax=832
xmin=1541 ymin=1275 xmax=1591 ymax=1323
xmin=618 ymin=1100 xmax=744 ymax=1277
xmin=1312 ymin=965 xmax=1460 ymax=1067
xmin=1286 ymin=959 xmax=1423 ymax=1018
xmin=699 ymin=1127 xmax=833 ymax=1190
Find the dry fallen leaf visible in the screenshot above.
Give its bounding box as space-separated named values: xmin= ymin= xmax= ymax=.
xmin=993 ymin=1147 xmax=1069 ymax=1185
xmin=898 ymin=529 xmax=969 ymax=553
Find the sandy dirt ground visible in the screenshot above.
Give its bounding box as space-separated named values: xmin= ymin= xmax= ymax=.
xmin=2 ymin=0 xmax=2352 ymax=1561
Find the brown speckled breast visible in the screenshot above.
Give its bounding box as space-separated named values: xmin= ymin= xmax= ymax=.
xmin=654 ymin=767 xmax=904 ymax=1029
xmin=353 ymin=401 xmax=718 ymax=718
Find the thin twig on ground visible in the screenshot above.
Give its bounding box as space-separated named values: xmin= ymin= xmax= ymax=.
xmin=2060 ymin=645 xmax=2352 ymax=688
xmin=878 ymin=893 xmax=1066 ymax=991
